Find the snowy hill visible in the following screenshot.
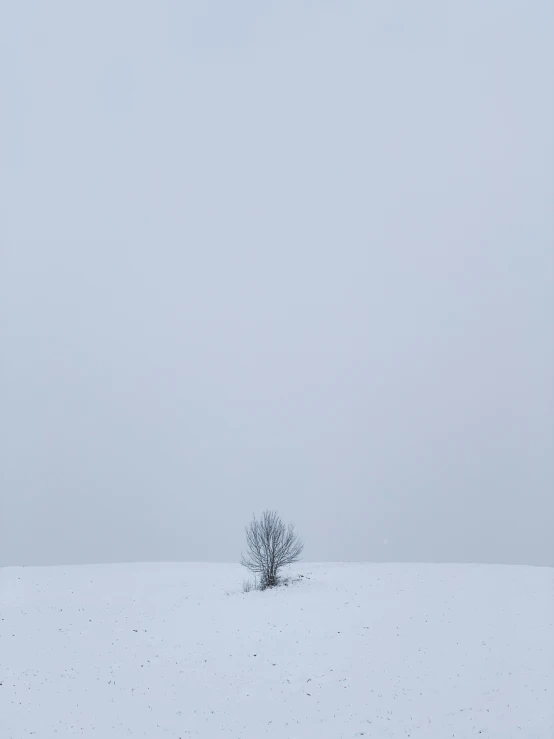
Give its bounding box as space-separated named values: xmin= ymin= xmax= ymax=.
xmin=1 ymin=562 xmax=552 ymax=738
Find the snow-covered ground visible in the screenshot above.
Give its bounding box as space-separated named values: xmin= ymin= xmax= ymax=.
xmin=1 ymin=562 xmax=552 ymax=738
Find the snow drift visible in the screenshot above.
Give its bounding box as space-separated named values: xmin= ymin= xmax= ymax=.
xmin=1 ymin=562 xmax=552 ymax=738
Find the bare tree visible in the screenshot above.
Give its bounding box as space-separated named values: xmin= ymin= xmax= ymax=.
xmin=241 ymin=510 xmax=304 ymax=590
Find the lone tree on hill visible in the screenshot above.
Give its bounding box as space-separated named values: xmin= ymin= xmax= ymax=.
xmin=241 ymin=510 xmax=304 ymax=590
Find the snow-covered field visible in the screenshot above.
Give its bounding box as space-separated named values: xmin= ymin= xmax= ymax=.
xmin=1 ymin=562 xmax=552 ymax=738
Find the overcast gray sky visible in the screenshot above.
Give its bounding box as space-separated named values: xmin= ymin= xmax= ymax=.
xmin=1 ymin=1 xmax=553 ymax=568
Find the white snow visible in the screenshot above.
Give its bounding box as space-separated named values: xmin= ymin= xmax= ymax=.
xmin=1 ymin=562 xmax=552 ymax=738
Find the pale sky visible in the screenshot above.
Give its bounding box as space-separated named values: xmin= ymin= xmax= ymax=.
xmin=1 ymin=1 xmax=553 ymax=567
